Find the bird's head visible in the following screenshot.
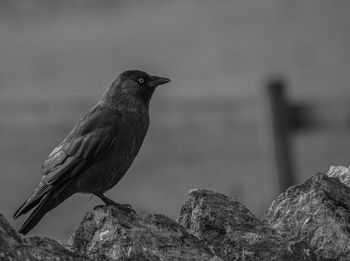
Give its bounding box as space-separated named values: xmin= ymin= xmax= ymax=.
xmin=102 ymin=70 xmax=171 ymax=108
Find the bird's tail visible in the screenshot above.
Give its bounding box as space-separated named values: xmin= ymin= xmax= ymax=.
xmin=13 ymin=195 xmax=44 ymax=220
xmin=16 ymin=182 xmax=74 ymax=235
xmin=18 ymin=193 xmax=52 ymax=235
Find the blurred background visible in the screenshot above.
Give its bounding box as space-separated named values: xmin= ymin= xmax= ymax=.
xmin=1 ymin=0 xmax=350 ymax=242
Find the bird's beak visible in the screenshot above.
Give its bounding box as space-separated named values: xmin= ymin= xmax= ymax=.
xmin=148 ymin=75 xmax=171 ymax=88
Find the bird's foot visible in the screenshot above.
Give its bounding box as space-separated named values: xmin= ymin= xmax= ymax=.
xmin=94 ymin=193 xmax=136 ymax=213
xmin=93 ymin=205 xmax=105 ymax=210
xmin=93 ymin=203 xmax=135 ymax=213
xmin=111 ymin=202 xmax=136 ymax=214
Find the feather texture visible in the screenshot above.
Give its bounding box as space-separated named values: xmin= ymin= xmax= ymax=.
xmin=13 ymin=70 xmax=169 ymax=235
xmin=14 ymin=103 xmax=122 ymax=219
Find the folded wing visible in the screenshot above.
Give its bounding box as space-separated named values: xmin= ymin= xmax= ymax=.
xmin=14 ymin=104 xmax=122 ymax=219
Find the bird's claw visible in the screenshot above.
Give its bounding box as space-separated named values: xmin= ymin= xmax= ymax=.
xmin=93 ymin=205 xmax=105 ymax=210
xmin=122 ymin=203 xmax=133 ymax=209
xmin=115 ymin=203 xmax=136 ymax=214
xmin=93 ymin=203 xmax=135 ymax=214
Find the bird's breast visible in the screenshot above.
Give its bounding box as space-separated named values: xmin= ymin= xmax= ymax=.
xmin=76 ymin=111 xmax=149 ymax=193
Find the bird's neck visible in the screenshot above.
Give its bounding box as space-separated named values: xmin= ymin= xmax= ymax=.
xmin=101 ymin=83 xmax=149 ymax=113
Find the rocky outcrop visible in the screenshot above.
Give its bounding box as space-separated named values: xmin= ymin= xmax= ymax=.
xmin=263 ymin=172 xmax=350 ymax=261
xmin=0 ymin=213 xmax=89 ymax=260
xmin=177 ymin=189 xmax=317 ymax=261
xmin=2 ymin=166 xmax=350 ymax=260
xmin=327 ymin=165 xmax=350 ymax=186
xmin=67 ymin=206 xmax=221 ymax=260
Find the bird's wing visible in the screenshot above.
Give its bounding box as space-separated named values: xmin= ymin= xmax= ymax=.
xmin=42 ymin=104 xmax=122 ymax=192
xmin=14 ymin=104 xmax=123 ymax=218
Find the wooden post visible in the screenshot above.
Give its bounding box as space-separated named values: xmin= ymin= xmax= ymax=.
xmin=264 ymin=79 xmax=295 ymax=193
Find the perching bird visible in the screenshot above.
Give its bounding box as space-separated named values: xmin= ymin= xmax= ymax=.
xmin=13 ymin=70 xmax=170 ymax=235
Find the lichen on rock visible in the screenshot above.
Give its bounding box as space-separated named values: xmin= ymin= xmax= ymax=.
xmin=264 ymin=172 xmax=350 ymax=260
xmin=178 ymin=189 xmax=317 ymax=261
xmin=68 ymin=205 xmax=222 ymax=260
xmin=2 ymin=165 xmax=350 ymax=261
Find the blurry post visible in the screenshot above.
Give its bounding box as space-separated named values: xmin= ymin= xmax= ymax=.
xmin=264 ymin=78 xmax=295 ymax=193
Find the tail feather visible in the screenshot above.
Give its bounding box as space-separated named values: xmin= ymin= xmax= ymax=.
xmin=18 ymin=194 xmax=51 ymax=235
xmin=16 ymin=181 xmax=74 ymax=235
xmin=13 ymin=196 xmax=43 ymax=220
xmin=13 ymin=201 xmax=27 ymax=219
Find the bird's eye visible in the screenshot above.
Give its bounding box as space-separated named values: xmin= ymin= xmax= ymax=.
xmin=138 ymin=77 xmax=144 ymax=84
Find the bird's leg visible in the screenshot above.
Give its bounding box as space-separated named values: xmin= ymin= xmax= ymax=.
xmin=94 ymin=193 xmax=135 ymax=213
xmin=96 ymin=193 xmax=117 ymax=205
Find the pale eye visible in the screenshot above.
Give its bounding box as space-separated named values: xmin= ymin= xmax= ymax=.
xmin=138 ymin=77 xmax=144 ymax=84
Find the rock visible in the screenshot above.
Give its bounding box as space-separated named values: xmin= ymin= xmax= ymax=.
xmin=68 ymin=205 xmax=222 ymax=261
xmin=327 ymin=165 xmax=350 ymax=186
xmin=263 ymin=172 xmax=350 ymax=261
xmin=177 ymin=189 xmax=317 ymax=261
xmin=3 ymin=167 xmax=350 ymax=261
xmin=0 ymin=213 xmax=89 ymax=261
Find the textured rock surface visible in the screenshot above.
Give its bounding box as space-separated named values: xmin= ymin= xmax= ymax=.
xmin=263 ymin=172 xmax=350 ymax=261
xmin=0 ymin=213 xmax=89 ymax=261
xmin=3 ymin=166 xmax=350 ymax=261
xmin=177 ymin=189 xmax=317 ymax=261
xmin=327 ymin=165 xmax=350 ymax=186
xmin=68 ymin=205 xmax=222 ymax=261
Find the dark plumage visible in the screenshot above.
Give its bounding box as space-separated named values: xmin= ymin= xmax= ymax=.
xmin=13 ymin=70 xmax=171 ymax=235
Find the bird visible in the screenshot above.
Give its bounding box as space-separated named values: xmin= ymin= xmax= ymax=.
xmin=13 ymin=70 xmax=171 ymax=235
